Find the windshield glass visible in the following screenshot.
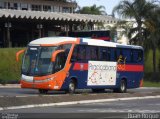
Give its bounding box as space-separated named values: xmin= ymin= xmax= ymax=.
xmin=22 ymin=46 xmax=57 ymax=76
xmin=22 ymin=44 xmax=71 ymax=76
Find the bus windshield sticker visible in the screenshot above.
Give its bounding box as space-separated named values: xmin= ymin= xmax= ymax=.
xmin=87 ymin=61 xmax=117 ymax=86
xmin=30 ymin=48 xmax=37 ymax=50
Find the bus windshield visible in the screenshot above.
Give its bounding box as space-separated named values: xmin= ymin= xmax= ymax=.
xmin=22 ymin=46 xmax=57 ymax=76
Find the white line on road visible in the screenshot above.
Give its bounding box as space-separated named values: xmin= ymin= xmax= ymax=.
xmin=78 ymin=109 xmax=160 ymax=113
xmin=0 ymin=95 xmax=160 ymax=111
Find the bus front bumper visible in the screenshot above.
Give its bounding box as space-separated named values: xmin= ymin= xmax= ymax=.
xmin=20 ymin=80 xmax=60 ymax=90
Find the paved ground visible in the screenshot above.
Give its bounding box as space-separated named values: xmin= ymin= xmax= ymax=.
xmin=0 ymin=87 xmax=160 ymax=97
xmin=1 ymin=98 xmax=160 ymax=119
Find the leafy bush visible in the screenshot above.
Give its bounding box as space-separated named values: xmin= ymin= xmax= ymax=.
xmin=0 ymin=48 xmax=24 ymax=84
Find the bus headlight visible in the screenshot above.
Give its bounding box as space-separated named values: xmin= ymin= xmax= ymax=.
xmin=34 ymin=76 xmax=56 ymax=83
xmin=46 ymin=77 xmax=55 ymax=81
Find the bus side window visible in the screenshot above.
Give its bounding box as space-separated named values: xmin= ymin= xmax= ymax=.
xmin=100 ymin=48 xmax=107 ymax=61
xmin=116 ymin=48 xmax=124 ymax=62
xmin=133 ymin=50 xmax=143 ymax=63
xmin=122 ymin=49 xmax=131 ymax=63
xmin=138 ymin=50 xmax=143 ymax=62
xmin=90 ymin=46 xmax=98 ymax=60
xmin=54 ymin=52 xmax=66 ymax=72
xmin=110 ymin=48 xmax=116 ymax=61
xmin=107 ymin=48 xmax=111 ymax=61
xmin=71 ymin=46 xmax=78 ymax=61
xmin=77 ymin=45 xmax=86 ymax=60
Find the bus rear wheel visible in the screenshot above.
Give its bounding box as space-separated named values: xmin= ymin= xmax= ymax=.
xmin=114 ymin=80 xmax=127 ymax=93
xmin=39 ymin=89 xmax=48 ymax=94
xmin=68 ymin=80 xmax=76 ymax=94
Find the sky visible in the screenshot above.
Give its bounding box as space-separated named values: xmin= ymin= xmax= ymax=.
xmin=76 ymin=0 xmax=120 ymax=15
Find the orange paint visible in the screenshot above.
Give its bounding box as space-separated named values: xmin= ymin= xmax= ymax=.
xmin=51 ymin=49 xmax=65 ymax=62
xmin=139 ymin=79 xmax=143 ymax=87
xmin=21 ymin=38 xmax=80 ymax=90
xmin=16 ymin=49 xmax=25 ymax=62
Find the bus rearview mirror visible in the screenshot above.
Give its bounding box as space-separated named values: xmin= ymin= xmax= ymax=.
xmin=16 ymin=49 xmax=25 ymax=62
xmin=51 ymin=50 xmax=65 ymax=62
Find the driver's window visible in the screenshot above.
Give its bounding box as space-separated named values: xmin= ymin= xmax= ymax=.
xmin=54 ymin=52 xmax=66 ymax=72
xmin=53 ymin=44 xmax=71 ymax=73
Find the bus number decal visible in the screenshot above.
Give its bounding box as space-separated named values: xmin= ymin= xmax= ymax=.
xmin=87 ymin=61 xmax=117 ymax=86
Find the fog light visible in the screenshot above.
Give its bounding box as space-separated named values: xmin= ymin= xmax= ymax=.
xmin=54 ymin=86 xmax=59 ymax=89
xmin=48 ymin=84 xmax=51 ymax=87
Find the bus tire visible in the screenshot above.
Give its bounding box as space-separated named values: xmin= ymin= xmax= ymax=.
xmin=39 ymin=89 xmax=48 ymax=94
xmin=68 ymin=80 xmax=76 ymax=94
xmin=114 ymin=79 xmax=127 ymax=93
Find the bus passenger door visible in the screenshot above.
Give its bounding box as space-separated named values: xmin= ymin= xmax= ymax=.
xmin=71 ymin=45 xmax=88 ymax=88
xmin=53 ymin=52 xmax=65 ymax=88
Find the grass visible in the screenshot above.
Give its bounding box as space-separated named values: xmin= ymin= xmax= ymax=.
xmin=0 ymin=48 xmax=24 ymax=84
xmin=143 ymin=81 xmax=160 ymax=87
xmin=145 ymin=49 xmax=160 ymax=73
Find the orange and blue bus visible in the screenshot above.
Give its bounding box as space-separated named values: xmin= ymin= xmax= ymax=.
xmin=16 ymin=37 xmax=144 ymax=94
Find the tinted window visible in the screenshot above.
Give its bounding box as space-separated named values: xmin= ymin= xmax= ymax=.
xmin=71 ymin=45 xmax=87 ymax=61
xmin=71 ymin=46 xmax=78 ymax=60
xmin=54 ymin=52 xmax=66 ymax=73
xmin=78 ymin=46 xmax=86 ymax=60
xmin=90 ymin=46 xmax=98 ymax=60
xmin=100 ymin=48 xmax=107 ymax=61
xmin=110 ymin=48 xmax=116 ymax=61
xmin=122 ymin=49 xmax=131 ymax=63
xmin=99 ymin=47 xmax=111 ymax=61
xmin=132 ymin=50 xmax=143 ymax=63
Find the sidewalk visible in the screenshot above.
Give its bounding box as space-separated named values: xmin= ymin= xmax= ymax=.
xmin=0 ymin=84 xmax=20 ymax=88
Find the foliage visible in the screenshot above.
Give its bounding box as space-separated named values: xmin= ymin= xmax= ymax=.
xmin=112 ymin=0 xmax=160 ymax=73
xmin=113 ymin=0 xmax=157 ymax=45
xmin=143 ymin=80 xmax=160 ymax=87
xmin=77 ymin=4 xmax=106 ymax=15
xmin=0 ymin=48 xmax=23 ymax=84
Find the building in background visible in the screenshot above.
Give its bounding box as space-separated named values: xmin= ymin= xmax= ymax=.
xmin=0 ymin=0 xmax=77 ymax=13
xmin=0 ymin=0 xmax=118 ymax=47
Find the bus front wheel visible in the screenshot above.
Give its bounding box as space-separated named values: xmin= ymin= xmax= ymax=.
xmin=39 ymin=89 xmax=48 ymax=94
xmin=114 ymin=80 xmax=127 ymax=93
xmin=68 ymin=80 xmax=76 ymax=94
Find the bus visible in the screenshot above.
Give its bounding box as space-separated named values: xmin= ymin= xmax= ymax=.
xmin=16 ymin=37 xmax=144 ymax=94
xmin=60 ymin=30 xmax=111 ymax=41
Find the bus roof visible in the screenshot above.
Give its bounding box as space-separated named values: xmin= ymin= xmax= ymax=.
xmin=29 ymin=37 xmax=143 ymax=50
xmin=29 ymin=37 xmax=78 ymax=46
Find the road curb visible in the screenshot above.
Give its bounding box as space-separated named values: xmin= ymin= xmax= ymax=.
xmin=1 ymin=95 xmax=160 ymax=111
xmin=140 ymin=87 xmax=160 ymax=89
xmin=0 ymin=84 xmax=20 ymax=88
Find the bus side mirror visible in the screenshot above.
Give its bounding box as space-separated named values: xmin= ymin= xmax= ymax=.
xmin=16 ymin=49 xmax=25 ymax=62
xmin=51 ymin=50 xmax=65 ymax=62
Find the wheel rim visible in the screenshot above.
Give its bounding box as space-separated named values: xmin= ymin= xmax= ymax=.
xmin=69 ymin=82 xmax=75 ymax=92
xmin=121 ymin=81 xmax=125 ymax=91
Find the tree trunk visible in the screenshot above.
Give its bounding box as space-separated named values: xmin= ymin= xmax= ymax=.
xmin=152 ymin=47 xmax=156 ymax=73
xmin=137 ymin=20 xmax=145 ymax=46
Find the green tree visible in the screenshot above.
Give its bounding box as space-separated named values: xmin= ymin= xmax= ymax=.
xmin=144 ymin=7 xmax=160 ymax=72
xmin=112 ymin=0 xmax=160 ymax=73
xmin=76 ymin=4 xmax=106 ymax=30
xmin=77 ymin=4 xmax=106 ymax=15
xmin=112 ymin=0 xmax=156 ymax=45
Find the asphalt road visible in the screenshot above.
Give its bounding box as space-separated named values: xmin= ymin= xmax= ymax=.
xmin=0 ymin=87 xmax=160 ymax=97
xmin=1 ymin=98 xmax=160 ymax=119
